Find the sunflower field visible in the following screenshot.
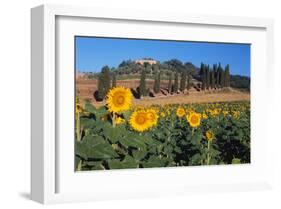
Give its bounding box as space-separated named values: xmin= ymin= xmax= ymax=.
xmin=75 ymin=87 xmax=250 ymax=171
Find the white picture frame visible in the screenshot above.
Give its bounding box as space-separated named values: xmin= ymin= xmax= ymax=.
xmin=31 ymin=4 xmax=274 ymax=204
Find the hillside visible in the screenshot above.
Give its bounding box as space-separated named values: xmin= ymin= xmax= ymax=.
xmin=79 ymin=58 xmax=250 ymax=90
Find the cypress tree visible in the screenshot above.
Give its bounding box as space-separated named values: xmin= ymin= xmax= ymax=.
xmin=174 ymin=72 xmax=179 ymax=93
xmin=112 ymin=72 xmax=117 ymax=88
xmin=213 ymin=64 xmax=218 ymax=89
xmin=224 ymin=70 xmax=227 ymax=87
xmin=209 ymin=69 xmax=212 ymax=89
xmin=187 ymin=73 xmax=191 ymax=90
xmin=180 ymin=71 xmax=187 ymax=92
xmin=217 ymin=63 xmax=223 ymax=88
xmin=200 ymin=63 xmax=204 ymax=90
xmin=153 ymin=71 xmax=158 ymax=93
xmin=101 ymin=66 xmax=111 ymax=95
xmin=220 ymin=69 xmax=225 ymax=88
xmin=201 ymin=64 xmax=206 ymax=91
xmin=199 ymin=62 xmax=204 ymax=76
xmin=225 ymin=64 xmax=230 ymax=87
xmin=216 ymin=65 xmax=220 ymax=89
xmin=139 ymin=69 xmax=146 ymax=97
xmin=168 ymin=73 xmax=172 ymax=93
xmin=211 ymin=70 xmax=215 ymax=89
xmin=157 ymin=72 xmax=161 ymax=92
xmin=97 ymin=72 xmax=105 ymax=100
xmin=206 ymin=65 xmax=210 ymax=90
xmin=153 ymin=71 xmax=161 ymax=93
xmin=97 ymin=66 xmax=111 ymax=100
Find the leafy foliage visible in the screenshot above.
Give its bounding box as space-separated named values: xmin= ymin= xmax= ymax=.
xmin=75 ymin=101 xmax=250 ymax=171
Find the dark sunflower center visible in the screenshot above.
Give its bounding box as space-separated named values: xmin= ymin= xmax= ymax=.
xmin=136 ymin=114 xmax=146 ymax=124
xmin=114 ymin=95 xmax=125 ymax=105
xmin=190 ymin=115 xmax=198 ymax=124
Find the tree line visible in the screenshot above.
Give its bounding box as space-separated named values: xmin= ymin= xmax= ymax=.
xmin=199 ymin=63 xmax=231 ymax=90
xmin=96 ymin=61 xmax=233 ymax=100
xmin=133 ymin=69 xmax=193 ymax=98
xmin=96 ymin=65 xmax=193 ymax=100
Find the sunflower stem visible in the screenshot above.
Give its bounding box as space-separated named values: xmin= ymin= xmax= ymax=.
xmin=77 ymin=160 xmax=82 ymax=171
xmin=207 ymin=140 xmax=211 ymax=165
xmin=76 ymin=112 xmax=81 ymax=142
xmin=200 ymin=144 xmax=204 ymax=165
xmin=112 ymin=113 xmax=116 ymax=128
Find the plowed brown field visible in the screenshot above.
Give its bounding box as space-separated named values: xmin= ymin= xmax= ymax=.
xmin=76 ymin=79 xmax=250 ymax=107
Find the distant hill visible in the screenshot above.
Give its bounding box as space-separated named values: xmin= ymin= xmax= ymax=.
xmin=112 ymin=59 xmax=198 ymax=78
xmin=230 ymin=75 xmax=250 ymax=90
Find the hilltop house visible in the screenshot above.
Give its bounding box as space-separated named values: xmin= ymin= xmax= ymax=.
xmin=134 ymin=58 xmax=157 ymax=65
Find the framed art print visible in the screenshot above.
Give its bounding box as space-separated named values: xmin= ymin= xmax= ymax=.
xmin=31 ymin=4 xmax=274 ymax=204
xmin=74 ymin=37 xmax=251 ymax=171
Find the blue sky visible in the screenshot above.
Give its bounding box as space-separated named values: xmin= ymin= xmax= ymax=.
xmin=75 ymin=36 xmax=250 ymax=77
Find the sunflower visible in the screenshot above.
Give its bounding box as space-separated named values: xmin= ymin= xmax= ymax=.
xmin=210 ymin=109 xmax=219 ymax=117
xmin=146 ymin=108 xmax=158 ymax=126
xmin=232 ymin=111 xmax=240 ymax=119
xmin=176 ymin=107 xmax=186 ymax=118
xmin=115 ymin=116 xmax=125 ymax=125
xmin=205 ymin=130 xmax=214 ymax=141
xmin=202 ymin=112 xmax=208 ymax=119
xmin=106 ymin=87 xmax=132 ymax=113
xmin=76 ymin=97 xmax=82 ymax=114
xmin=76 ymin=103 xmax=82 ymax=114
xmin=223 ymin=110 xmax=229 ymax=116
xmin=160 ymin=112 xmax=166 ymax=118
xmin=76 ymin=97 xmax=80 ymax=104
xmin=129 ymin=110 xmax=151 ymax=132
xmin=186 ymin=112 xmax=201 ymax=128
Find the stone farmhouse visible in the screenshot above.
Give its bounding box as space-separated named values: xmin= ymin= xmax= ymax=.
xmin=134 ymin=58 xmax=157 ymax=65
